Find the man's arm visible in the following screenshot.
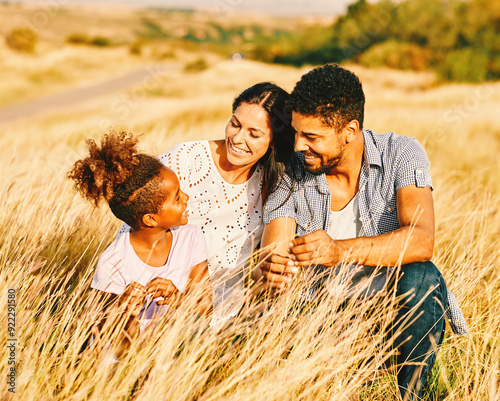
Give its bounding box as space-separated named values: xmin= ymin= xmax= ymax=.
xmin=289 ymin=185 xmax=435 ymax=267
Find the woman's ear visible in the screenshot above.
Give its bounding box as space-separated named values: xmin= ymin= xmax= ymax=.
xmin=141 ymin=213 xmax=157 ymax=228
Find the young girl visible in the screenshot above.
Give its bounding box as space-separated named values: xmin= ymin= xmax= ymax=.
xmin=68 ymin=131 xmax=212 ymax=354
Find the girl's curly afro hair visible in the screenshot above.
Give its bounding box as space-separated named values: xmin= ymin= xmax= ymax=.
xmin=68 ymin=131 xmax=169 ymax=230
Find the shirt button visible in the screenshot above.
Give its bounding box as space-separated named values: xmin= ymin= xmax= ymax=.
xmin=387 ymin=207 xmax=392 ymax=212
xmin=416 ymin=169 xmax=423 ymax=175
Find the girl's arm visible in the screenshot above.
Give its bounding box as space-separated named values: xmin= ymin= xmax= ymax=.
xmin=92 ymin=282 xmax=146 ymax=358
xmin=144 ymin=261 xmax=212 ymax=317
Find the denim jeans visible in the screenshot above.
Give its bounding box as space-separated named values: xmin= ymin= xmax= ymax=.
xmin=236 ymin=261 xmax=448 ymax=400
xmin=306 ymin=261 xmax=448 ymax=400
xmin=389 ymin=261 xmax=448 ymax=400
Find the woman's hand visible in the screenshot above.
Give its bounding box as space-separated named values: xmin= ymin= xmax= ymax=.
xmin=146 ymin=278 xmax=178 ymax=306
xmin=260 ymin=253 xmax=298 ymax=289
xmin=186 ymin=261 xmax=212 ymax=317
xmin=119 ymin=282 xmax=146 ymax=317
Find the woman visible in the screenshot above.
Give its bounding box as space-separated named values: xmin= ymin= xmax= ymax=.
xmin=118 ymin=82 xmax=295 ymax=328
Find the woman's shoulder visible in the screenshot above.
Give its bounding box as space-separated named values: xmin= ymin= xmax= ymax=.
xmin=158 ymin=140 xmax=208 ymax=160
xmin=158 ymin=141 xmax=212 ymax=180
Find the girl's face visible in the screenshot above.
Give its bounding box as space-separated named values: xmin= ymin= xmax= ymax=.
xmin=225 ymin=102 xmax=273 ymax=168
xmin=152 ymin=168 xmax=189 ymax=230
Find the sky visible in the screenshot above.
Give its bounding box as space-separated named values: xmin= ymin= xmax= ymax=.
xmin=12 ymin=0 xmax=356 ymax=17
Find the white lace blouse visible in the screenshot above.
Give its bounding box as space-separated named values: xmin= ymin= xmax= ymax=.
xmin=159 ymin=141 xmax=264 ymax=326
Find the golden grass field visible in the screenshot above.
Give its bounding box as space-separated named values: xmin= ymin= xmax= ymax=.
xmin=1 ymin=5 xmax=500 ymax=400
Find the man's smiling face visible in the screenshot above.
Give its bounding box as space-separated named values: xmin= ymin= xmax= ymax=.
xmin=292 ymin=112 xmax=347 ymax=176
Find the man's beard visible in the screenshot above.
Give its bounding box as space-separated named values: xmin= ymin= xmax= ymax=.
xmin=302 ymin=147 xmax=345 ymax=176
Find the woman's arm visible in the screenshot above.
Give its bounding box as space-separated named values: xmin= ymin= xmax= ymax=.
xmin=186 ymin=260 xmax=212 ymax=317
xmin=251 ymin=217 xmax=297 ymax=292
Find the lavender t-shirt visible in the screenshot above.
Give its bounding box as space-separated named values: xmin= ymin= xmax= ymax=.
xmin=91 ymin=224 xmax=207 ymax=325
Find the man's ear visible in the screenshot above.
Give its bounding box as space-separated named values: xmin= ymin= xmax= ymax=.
xmin=344 ymin=120 xmax=360 ymax=143
xmin=141 ymin=213 xmax=157 ymax=228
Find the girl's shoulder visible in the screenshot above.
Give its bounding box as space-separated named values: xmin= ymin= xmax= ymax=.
xmin=171 ymin=224 xmax=204 ymax=241
xmin=92 ymin=232 xmax=131 ymax=294
xmin=170 ymin=225 xmax=207 ymax=268
xmin=97 ymin=229 xmax=131 ymax=268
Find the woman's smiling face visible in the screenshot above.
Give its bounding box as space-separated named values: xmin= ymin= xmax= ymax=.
xmin=224 ymin=102 xmax=273 ymax=168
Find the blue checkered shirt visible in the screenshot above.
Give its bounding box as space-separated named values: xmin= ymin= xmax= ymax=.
xmin=264 ymin=129 xmax=467 ymax=335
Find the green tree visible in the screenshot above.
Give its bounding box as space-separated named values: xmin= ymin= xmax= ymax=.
xmin=391 ymin=0 xmax=462 ymax=55
xmin=332 ymin=0 xmax=396 ymax=59
xmin=438 ymin=47 xmax=490 ymax=82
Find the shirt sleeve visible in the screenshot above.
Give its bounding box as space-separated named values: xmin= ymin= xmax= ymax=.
xmin=167 ymin=226 xmax=208 ymax=293
xmin=394 ymin=138 xmax=433 ymax=191
xmin=115 ymin=223 xmax=130 ymax=240
xmin=157 ymin=142 xmax=190 ymax=186
xmin=263 ymin=173 xmax=297 ymax=224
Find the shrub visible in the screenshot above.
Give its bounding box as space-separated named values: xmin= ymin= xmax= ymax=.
xmin=488 ymin=55 xmax=500 ymax=80
xmin=129 ymin=41 xmax=142 ymax=56
xmin=273 ymin=45 xmax=345 ymax=67
xmin=6 ymin=27 xmax=37 ymax=52
xmin=151 ymin=47 xmax=176 ymax=60
xmin=437 ymin=47 xmax=490 ymax=82
xmin=89 ymin=36 xmax=111 ymax=47
xmin=184 ymin=58 xmax=208 ymax=72
xmin=358 ymin=39 xmax=431 ymax=71
xmin=66 ymin=33 xmax=90 ymax=45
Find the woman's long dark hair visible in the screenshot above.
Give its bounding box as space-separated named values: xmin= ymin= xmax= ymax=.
xmin=232 ymin=82 xmax=296 ymax=203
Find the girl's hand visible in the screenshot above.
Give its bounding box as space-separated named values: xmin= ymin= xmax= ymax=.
xmin=146 ymin=278 xmax=178 ymax=305
xmin=119 ymin=282 xmax=146 ymax=317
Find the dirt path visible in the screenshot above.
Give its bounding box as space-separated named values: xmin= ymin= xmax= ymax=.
xmin=0 ymin=63 xmax=178 ymax=124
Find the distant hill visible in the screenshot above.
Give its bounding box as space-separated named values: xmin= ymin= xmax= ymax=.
xmin=4 ymin=0 xmax=352 ymax=17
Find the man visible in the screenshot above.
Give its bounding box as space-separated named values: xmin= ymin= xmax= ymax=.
xmin=257 ymin=64 xmax=466 ymax=400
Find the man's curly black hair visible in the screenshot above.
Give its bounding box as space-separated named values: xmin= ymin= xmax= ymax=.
xmin=289 ymin=64 xmax=365 ymax=132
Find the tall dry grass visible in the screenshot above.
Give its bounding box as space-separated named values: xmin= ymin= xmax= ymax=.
xmin=0 ymin=60 xmax=499 ymax=400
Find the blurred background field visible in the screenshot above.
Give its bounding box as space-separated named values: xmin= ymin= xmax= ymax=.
xmin=0 ymin=0 xmax=499 ymax=400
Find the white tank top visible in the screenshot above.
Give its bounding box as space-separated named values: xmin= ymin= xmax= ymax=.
xmin=327 ymin=192 xmax=363 ymax=240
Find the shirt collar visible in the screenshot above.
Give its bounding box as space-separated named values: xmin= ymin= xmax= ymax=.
xmin=296 ymin=152 xmax=330 ymax=194
xmin=362 ymin=129 xmax=382 ymax=168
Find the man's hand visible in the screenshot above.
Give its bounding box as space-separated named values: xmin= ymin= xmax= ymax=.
xmin=259 ymin=253 xmax=299 ymax=289
xmin=288 ymin=230 xmax=340 ymax=267
xmin=146 ymin=278 xmax=178 ymax=306
xmin=119 ymin=282 xmax=146 ymax=317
